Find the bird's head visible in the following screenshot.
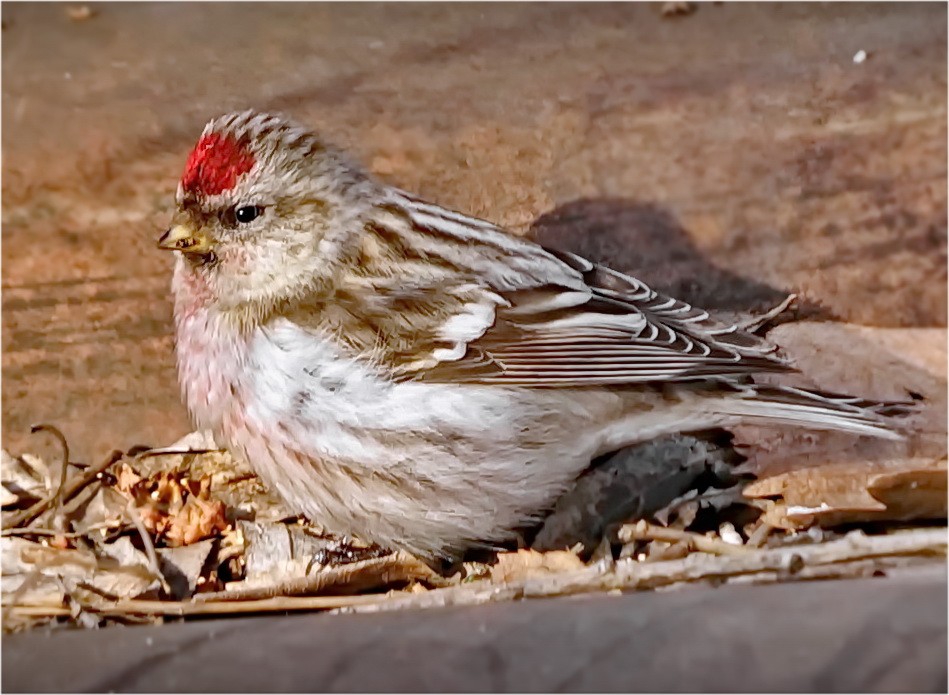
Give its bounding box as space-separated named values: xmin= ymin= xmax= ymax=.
xmin=159 ymin=111 xmax=374 ymax=318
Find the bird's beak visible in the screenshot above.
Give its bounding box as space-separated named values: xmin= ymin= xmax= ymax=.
xmin=157 ymin=225 xmax=212 ymax=255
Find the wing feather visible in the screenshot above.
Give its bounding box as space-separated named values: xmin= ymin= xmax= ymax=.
xmin=323 ymin=193 xmax=794 ymax=386
xmin=398 ymin=261 xmax=789 ymax=386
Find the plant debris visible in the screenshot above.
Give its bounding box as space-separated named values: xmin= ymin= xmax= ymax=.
xmin=490 ymin=549 xmax=586 ymax=583
xmin=3 ymin=320 xmax=946 ymax=632
xmin=3 ymin=427 xmax=944 ymax=631
xmin=743 ymin=456 xmax=948 ymax=529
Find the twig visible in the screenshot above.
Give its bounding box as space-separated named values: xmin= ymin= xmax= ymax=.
xmin=739 ymin=293 xmax=798 ymax=333
xmin=724 ymin=558 xmax=885 ymax=585
xmin=340 ymin=528 xmax=946 ymax=614
xmin=30 ymin=425 xmax=70 ymax=524
xmin=124 ymin=499 xmax=169 ymax=594
xmin=746 ymin=521 xmax=775 ymax=548
xmin=5 ymin=529 xmax=943 ymax=624
xmin=3 ymin=605 xmax=72 ymax=618
xmin=134 ymin=447 xmax=224 ymax=459
xmin=3 ymin=593 xmax=387 ymax=618
xmin=3 ymin=450 xmax=124 ymax=530
xmin=2 ymin=527 xmax=95 ymax=539
xmin=643 ymin=540 xmax=690 ymax=562
xmin=5 ymin=571 xmax=48 ymax=617
xmin=619 ymin=520 xmax=752 ymax=556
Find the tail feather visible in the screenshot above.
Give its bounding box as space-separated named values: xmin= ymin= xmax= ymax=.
xmin=716 ymin=385 xmax=916 ymax=440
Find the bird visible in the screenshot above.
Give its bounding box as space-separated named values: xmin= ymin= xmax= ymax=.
xmin=158 ymin=110 xmax=910 ymax=561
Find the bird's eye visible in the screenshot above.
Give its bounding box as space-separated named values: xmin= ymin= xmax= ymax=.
xmin=234 ymin=205 xmax=263 ymax=224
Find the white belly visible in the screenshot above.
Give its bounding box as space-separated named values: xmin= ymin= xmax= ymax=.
xmin=176 ymin=301 xmax=606 ymax=558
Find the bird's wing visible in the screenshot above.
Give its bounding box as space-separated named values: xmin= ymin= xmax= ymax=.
xmin=395 ymin=248 xmax=788 ymax=385
xmin=322 ymin=192 xmax=793 ymax=387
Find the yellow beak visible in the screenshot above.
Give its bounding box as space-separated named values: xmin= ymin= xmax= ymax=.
xmin=157 ymin=225 xmax=212 ymax=255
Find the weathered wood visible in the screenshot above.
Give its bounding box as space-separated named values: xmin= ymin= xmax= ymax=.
xmin=2 ymin=3 xmax=945 ymax=462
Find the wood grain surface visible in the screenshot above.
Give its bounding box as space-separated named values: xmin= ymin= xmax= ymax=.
xmin=2 ymin=3 xmax=945 ymax=462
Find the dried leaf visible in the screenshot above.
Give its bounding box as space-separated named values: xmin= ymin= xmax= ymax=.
xmin=166 ymin=429 xmax=218 ymax=451
xmin=162 ymin=479 xmax=228 ymax=547
xmin=744 ymin=456 xmax=947 ymax=529
xmin=15 ymin=539 xmax=97 ymax=576
xmin=1 ymin=451 xmax=49 ymax=508
xmin=2 ymin=536 xmax=160 ymax=606
xmin=97 ymin=536 xmax=150 ymax=568
xmin=112 ymin=462 xmax=142 ymax=494
xmin=157 ymin=539 xmax=217 ymax=599
xmin=490 ymin=549 xmax=585 ymax=583
xmin=308 ymin=552 xmax=442 ymax=595
xmin=208 ymin=551 xmax=445 ymax=600
xmin=242 ymin=522 xmax=341 ymax=579
xmin=868 ymin=465 xmax=948 ymax=520
xmin=0 ymin=489 xmax=18 ymax=508
xmin=89 ymin=537 xmax=162 ymax=599
xmin=112 ymin=466 xmax=229 ymax=547
xmin=132 ymin=438 xmax=293 ymax=524
xmin=65 ymin=484 xmax=129 ymax=537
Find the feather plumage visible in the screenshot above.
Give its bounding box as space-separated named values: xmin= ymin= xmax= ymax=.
xmin=163 ymin=110 xmax=913 ymax=559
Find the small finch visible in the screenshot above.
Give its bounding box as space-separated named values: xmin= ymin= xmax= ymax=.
xmin=159 ymin=111 xmax=909 ymax=561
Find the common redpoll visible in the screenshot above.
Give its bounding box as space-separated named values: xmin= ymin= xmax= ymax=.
xmin=159 ymin=111 xmax=909 ymax=560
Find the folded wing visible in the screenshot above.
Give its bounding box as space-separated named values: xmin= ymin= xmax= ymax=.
xmin=401 ymin=247 xmax=790 ymax=386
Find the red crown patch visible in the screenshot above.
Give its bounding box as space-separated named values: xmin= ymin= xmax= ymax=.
xmin=181 ymin=133 xmax=255 ymax=196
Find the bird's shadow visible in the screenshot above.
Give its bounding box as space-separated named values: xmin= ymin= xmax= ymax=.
xmin=529 ymin=197 xmax=834 ymax=323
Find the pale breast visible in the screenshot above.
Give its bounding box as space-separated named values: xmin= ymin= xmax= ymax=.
xmin=172 ymin=263 xmax=250 ymax=433
xmin=228 ymin=317 xmax=612 ymax=556
xmin=174 ymin=297 xmax=613 ymax=557
xmin=240 ymin=317 xmax=525 ymax=462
